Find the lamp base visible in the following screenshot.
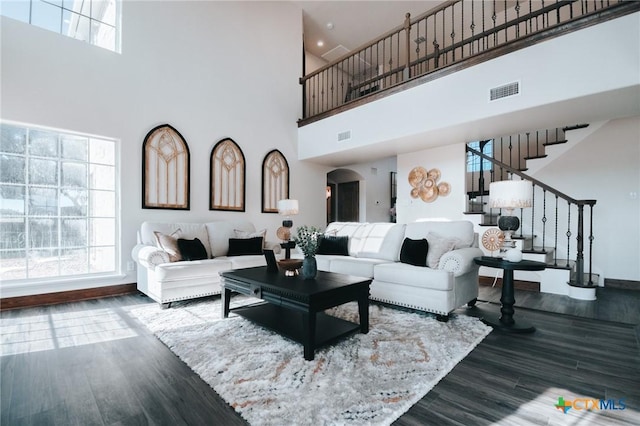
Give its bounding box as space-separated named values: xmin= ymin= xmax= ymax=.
xmin=505 ymin=248 xmax=523 ymax=262
xmin=498 ymin=215 xmax=519 ymax=233
xmin=498 ymin=214 xmax=519 ymax=255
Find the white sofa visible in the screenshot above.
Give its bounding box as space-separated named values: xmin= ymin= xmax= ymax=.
xmin=315 ymin=221 xmax=483 ymax=320
xmin=131 ymin=220 xmax=278 ymax=307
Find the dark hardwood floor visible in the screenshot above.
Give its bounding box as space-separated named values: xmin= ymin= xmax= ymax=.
xmin=1 ymin=287 xmax=638 ymax=425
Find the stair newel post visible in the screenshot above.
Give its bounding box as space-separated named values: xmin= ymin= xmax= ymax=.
xmin=404 ymin=13 xmax=411 ymax=81
xmin=588 ymin=203 xmax=595 ymax=285
xmin=566 ymin=200 xmax=572 ymax=268
xmin=541 ymin=188 xmax=547 ymax=252
xmin=575 ymin=203 xmax=585 ymax=286
xmin=554 ymin=195 xmax=559 ymax=267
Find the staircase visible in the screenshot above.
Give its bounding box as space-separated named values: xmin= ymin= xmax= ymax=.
xmin=464 ymin=125 xmax=598 ymax=300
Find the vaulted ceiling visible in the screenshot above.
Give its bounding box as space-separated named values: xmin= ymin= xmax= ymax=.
xmin=295 ymin=1 xmax=447 ymax=61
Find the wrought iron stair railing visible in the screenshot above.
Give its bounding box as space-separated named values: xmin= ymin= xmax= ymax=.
xmin=466 ymin=144 xmax=596 ymax=287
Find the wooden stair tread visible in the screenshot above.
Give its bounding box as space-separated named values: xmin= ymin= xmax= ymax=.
xmin=524 ymin=154 xmax=548 ymax=160
xmin=562 ymin=123 xmax=589 ymax=131
xmin=543 ymin=140 xmax=568 ymax=146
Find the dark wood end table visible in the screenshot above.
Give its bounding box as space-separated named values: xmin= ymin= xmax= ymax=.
xmin=221 ymin=267 xmax=371 ymax=361
xmin=474 ymin=256 xmax=546 ymax=333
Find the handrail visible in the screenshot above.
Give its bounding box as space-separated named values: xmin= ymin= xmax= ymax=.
xmin=466 ymin=146 xmax=596 ymax=207
xmin=300 ymin=0 xmax=638 ymax=122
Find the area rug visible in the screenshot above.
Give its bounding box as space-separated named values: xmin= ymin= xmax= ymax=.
xmin=128 ymin=296 xmax=491 ymax=425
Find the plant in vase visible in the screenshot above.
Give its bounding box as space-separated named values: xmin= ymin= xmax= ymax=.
xmin=293 ymin=225 xmax=322 ymax=279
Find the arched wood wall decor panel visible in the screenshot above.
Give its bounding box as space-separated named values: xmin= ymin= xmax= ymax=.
xmin=210 ymin=138 xmax=245 ymax=211
xmin=142 ymin=124 xmax=190 ymax=210
xmin=262 ymin=149 xmax=289 ymax=213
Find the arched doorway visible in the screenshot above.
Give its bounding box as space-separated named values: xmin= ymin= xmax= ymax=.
xmin=326 ymin=169 xmax=364 ymax=224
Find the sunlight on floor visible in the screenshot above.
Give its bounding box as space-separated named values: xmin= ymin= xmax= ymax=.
xmin=1 ymin=307 xmax=138 ymax=356
xmin=499 ymin=387 xmax=637 ymax=425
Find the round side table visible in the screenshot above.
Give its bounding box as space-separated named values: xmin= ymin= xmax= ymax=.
xmin=474 ymin=256 xmax=546 ymax=333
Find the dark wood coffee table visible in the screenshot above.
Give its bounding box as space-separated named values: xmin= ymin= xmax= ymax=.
xmin=221 ymin=267 xmax=371 ymax=361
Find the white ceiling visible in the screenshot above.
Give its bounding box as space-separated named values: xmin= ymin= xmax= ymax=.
xmin=295 ymin=1 xmax=447 ymax=61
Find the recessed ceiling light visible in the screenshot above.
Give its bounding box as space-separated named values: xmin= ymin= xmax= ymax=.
xmin=326 ymin=22 xmax=334 ymax=30
xmin=317 ymin=40 xmax=324 ymax=47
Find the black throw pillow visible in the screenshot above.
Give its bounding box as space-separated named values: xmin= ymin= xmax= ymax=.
xmin=227 ymin=237 xmax=264 ymax=256
xmin=399 ymin=238 xmax=429 ymax=267
xmin=177 ymin=238 xmax=208 ymax=261
xmin=317 ymin=235 xmax=349 ymax=256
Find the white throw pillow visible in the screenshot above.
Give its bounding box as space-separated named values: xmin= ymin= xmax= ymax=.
xmin=153 ymin=228 xmax=182 ymax=262
xmin=426 ymin=232 xmax=458 ymax=269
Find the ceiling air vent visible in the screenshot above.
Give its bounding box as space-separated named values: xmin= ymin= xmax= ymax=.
xmin=490 ymin=81 xmax=520 ymax=101
xmin=337 ymin=130 xmax=351 ymax=142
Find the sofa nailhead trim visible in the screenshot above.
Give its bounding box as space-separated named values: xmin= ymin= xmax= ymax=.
xmin=370 ymin=296 xmax=447 ymax=315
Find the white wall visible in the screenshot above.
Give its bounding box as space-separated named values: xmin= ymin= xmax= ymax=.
xmin=1 ymin=1 xmax=329 ymax=297
xmin=397 ymin=143 xmax=468 ymax=224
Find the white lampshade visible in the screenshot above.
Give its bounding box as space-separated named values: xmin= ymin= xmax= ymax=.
xmin=489 ymin=180 xmax=533 ymax=210
xmin=277 ymin=199 xmax=299 ymax=216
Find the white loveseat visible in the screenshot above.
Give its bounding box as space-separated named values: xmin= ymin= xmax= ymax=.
xmin=131 ymin=220 xmax=278 ymax=307
xmin=315 ymin=220 xmax=483 ymax=320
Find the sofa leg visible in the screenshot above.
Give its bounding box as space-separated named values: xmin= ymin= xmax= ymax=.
xmin=161 ymin=302 xmax=172 ymax=309
xmin=436 ymin=314 xmax=450 ymax=323
xmin=467 ymin=298 xmax=478 ymax=308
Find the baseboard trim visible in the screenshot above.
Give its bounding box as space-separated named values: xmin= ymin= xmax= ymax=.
xmin=479 ymin=276 xmax=540 ymax=292
xmin=0 ymin=283 xmax=138 ymax=311
xmin=605 ymin=278 xmax=640 ymax=291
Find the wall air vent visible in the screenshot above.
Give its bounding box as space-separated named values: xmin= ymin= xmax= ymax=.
xmin=490 ymin=81 xmax=520 ymax=101
xmin=337 ymin=130 xmax=351 ymax=142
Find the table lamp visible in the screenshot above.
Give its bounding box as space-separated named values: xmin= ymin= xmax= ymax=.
xmin=489 ymin=180 xmax=532 ymax=261
xmin=277 ymin=199 xmax=299 ymax=259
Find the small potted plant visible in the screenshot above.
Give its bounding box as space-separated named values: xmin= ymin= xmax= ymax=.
xmin=293 ymin=225 xmax=322 ymax=279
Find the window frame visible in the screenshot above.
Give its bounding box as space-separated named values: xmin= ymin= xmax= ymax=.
xmin=0 ymin=0 xmax=122 ymax=53
xmin=0 ymin=121 xmax=121 ymax=285
xmin=467 ymin=140 xmax=493 ymax=173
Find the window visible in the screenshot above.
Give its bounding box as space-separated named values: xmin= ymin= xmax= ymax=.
xmin=0 ymin=122 xmax=119 ymax=282
xmin=467 ymin=140 xmax=493 ymax=172
xmin=1 ymin=0 xmax=121 ymax=52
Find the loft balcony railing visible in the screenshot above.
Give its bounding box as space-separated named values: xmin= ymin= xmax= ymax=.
xmin=299 ymin=0 xmax=639 ymax=125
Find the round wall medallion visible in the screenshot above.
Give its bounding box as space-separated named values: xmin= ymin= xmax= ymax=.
xmin=482 ymin=228 xmax=504 ymax=252
xmin=408 ymin=166 xmax=428 ymax=187
xmin=427 ymin=168 xmax=441 ymax=181
xmin=437 ymin=182 xmax=451 ymax=196
xmin=419 ymin=186 xmax=437 ymax=202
